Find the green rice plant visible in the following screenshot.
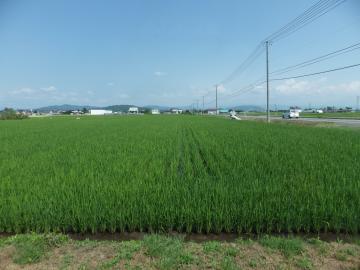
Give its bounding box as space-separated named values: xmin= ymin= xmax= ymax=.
xmin=0 ymin=115 xmax=359 ymax=233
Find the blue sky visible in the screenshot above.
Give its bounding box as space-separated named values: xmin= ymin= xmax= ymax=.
xmin=0 ymin=0 xmax=359 ymax=109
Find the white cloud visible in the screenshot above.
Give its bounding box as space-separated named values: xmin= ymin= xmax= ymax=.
xmin=274 ymin=79 xmax=360 ymax=96
xmin=10 ymin=87 xmax=35 ymax=95
xmin=275 ymin=79 xmax=311 ymax=95
xmin=117 ymin=93 xmax=129 ymax=99
xmin=318 ymin=77 xmax=328 ymax=83
xmin=107 ymin=82 xmax=115 ymax=86
xmin=10 ymin=86 xmax=58 ymax=96
xmin=326 ymin=81 xmax=360 ymax=93
xmin=154 ymin=71 xmax=167 ymax=77
xmin=189 ymin=85 xmax=210 ymax=96
xmin=273 ymin=77 xmax=334 ymax=95
xmin=40 ymin=86 xmax=56 ymax=92
xmin=217 ymin=84 xmax=226 ymax=94
xmin=270 ymin=79 xmax=360 ymax=107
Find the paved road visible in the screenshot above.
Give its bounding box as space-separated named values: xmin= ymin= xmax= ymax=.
xmin=243 ymin=115 xmax=360 ymax=127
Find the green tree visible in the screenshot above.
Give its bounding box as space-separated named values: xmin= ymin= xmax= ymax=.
xmin=0 ymin=108 xmax=28 ymax=120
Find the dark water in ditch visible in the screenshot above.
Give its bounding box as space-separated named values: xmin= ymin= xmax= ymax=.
xmin=1 ymin=232 xmax=359 ymax=243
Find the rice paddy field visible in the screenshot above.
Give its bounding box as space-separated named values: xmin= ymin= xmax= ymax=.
xmin=0 ymin=115 xmax=359 ymax=234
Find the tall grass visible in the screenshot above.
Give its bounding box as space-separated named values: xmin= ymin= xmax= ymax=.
xmin=0 ymin=115 xmax=359 ymax=233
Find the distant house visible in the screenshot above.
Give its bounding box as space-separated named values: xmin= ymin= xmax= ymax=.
xmin=219 ymin=109 xmax=229 ymax=114
xmin=71 ymin=110 xmax=83 ymax=115
xmin=151 ymin=109 xmax=160 ymax=115
xmin=128 ymin=107 xmax=139 ymax=114
xmin=206 ymin=109 xmax=218 ymax=115
xmin=89 ymin=109 xmax=113 ymax=115
xmin=290 ymin=106 xmax=302 ymax=113
xmin=170 ymin=108 xmax=183 ymax=114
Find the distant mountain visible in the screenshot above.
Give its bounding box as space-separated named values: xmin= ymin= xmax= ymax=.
xmin=36 ymin=104 xmax=174 ymax=113
xmin=231 ymin=105 xmax=265 ymax=112
xmin=102 ymin=105 xmax=140 ymax=112
xmin=36 ymin=104 xmax=99 ymax=112
xmin=143 ymin=105 xmax=171 ymax=111
xmin=35 ymin=104 xmax=265 ymax=113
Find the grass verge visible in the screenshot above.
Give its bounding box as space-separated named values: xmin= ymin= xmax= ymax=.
xmin=0 ymin=233 xmax=359 ymax=269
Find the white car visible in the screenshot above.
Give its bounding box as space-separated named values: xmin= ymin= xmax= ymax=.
xmin=282 ymin=110 xmax=299 ymax=119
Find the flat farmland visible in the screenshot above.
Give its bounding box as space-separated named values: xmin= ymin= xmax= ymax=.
xmin=0 ymin=116 xmax=359 ymax=234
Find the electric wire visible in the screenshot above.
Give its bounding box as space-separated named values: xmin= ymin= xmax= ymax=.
xmin=270 ymin=41 xmax=360 ymax=75
xmin=271 ymin=63 xmax=360 ymax=81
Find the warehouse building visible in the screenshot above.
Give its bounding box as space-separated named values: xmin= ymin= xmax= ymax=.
xmin=128 ymin=107 xmax=139 ymax=114
xmin=151 ymin=109 xmax=160 ymax=114
xmin=170 ymin=108 xmax=183 ymax=114
xmin=89 ymin=109 xmax=113 ymax=115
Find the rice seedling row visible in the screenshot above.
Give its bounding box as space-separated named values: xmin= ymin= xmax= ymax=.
xmin=0 ymin=116 xmax=359 ymax=233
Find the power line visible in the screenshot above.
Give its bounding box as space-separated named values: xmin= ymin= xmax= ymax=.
xmin=208 ymin=62 xmax=359 ymax=107
xmin=264 ymin=0 xmax=332 ymax=41
xmin=215 ymin=0 xmax=346 ymax=86
xmin=217 ymin=79 xmax=267 ymax=100
xmin=266 ymin=0 xmax=347 ymax=43
xmin=203 ymin=98 xmax=216 ymax=106
xmin=271 ymin=41 xmax=360 ymax=75
xmin=234 ymin=81 xmax=266 ymax=97
xmin=199 ymin=0 xmax=347 ymax=111
xmin=219 ymin=45 xmax=265 ymax=85
xmin=272 ymin=63 xmax=360 ymax=81
xmin=272 ymin=1 xmax=347 ymax=43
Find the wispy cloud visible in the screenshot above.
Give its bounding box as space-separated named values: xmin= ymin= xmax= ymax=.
xmin=217 ymin=84 xmax=226 ymax=94
xmin=275 ymin=79 xmax=311 ymax=95
xmin=10 ymin=87 xmax=35 ymax=95
xmin=274 ymin=78 xmax=360 ymax=96
xmin=114 ymin=93 xmax=130 ymax=99
xmin=40 ymin=86 xmax=57 ymax=92
xmin=107 ymin=82 xmax=115 ymax=86
xmin=326 ymin=80 xmax=360 ymax=93
xmin=11 ymin=86 xmax=58 ymax=95
xmin=154 ymin=71 xmax=167 ymax=77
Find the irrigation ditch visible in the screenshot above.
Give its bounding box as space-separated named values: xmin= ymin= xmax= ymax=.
xmin=1 ymin=231 xmax=359 ymax=243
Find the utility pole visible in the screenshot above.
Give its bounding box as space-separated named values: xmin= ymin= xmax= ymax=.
xmin=215 ymin=84 xmax=218 ymax=115
xmin=266 ymin=41 xmax=270 ymax=123
xmin=202 ymin=96 xmax=205 ymax=115
xmin=357 ymin=96 xmax=360 ymax=112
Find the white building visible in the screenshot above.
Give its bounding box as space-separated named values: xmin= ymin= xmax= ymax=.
xmin=151 ymin=109 xmax=160 ymax=114
xmin=171 ymin=108 xmax=183 ymax=114
xmin=89 ymin=109 xmax=113 ymax=115
xmin=207 ymin=109 xmax=218 ymax=115
xmin=128 ymin=107 xmax=139 ymax=114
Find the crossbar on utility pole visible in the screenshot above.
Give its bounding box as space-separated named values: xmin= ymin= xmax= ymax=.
xmin=215 ymin=84 xmax=218 ymax=115
xmin=266 ymin=41 xmax=270 ymax=123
